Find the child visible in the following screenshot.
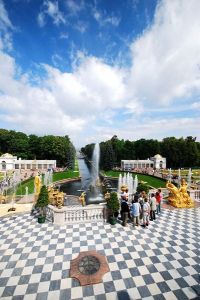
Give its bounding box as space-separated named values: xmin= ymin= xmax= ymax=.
xmin=130 ymin=199 xmax=141 ymax=226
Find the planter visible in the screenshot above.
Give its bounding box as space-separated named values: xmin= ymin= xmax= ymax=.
xmin=109 ymin=216 xmax=117 ymax=225
xmin=38 ymin=216 xmax=46 ymax=223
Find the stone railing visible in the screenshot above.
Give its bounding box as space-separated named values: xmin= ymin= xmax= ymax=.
xmin=46 ymin=204 xmax=107 ymax=225
xmin=189 ymin=189 xmax=200 ymax=202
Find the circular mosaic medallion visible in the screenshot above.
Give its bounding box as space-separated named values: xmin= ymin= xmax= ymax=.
xmin=78 ymin=255 xmax=100 ymax=275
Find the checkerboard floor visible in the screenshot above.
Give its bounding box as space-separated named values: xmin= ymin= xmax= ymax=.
xmin=0 ymin=207 xmax=200 ymax=300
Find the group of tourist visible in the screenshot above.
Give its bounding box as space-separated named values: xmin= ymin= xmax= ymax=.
xmin=120 ymin=189 xmax=163 ymax=228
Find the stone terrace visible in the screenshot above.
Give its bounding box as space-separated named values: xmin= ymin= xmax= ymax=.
xmin=0 ymin=206 xmax=200 ymax=300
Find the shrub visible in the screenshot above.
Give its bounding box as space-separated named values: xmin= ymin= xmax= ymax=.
xmin=35 ymin=185 xmax=49 ymax=216
xmin=106 ymin=192 xmax=120 ymax=217
xmin=137 ymin=183 xmax=150 ymax=194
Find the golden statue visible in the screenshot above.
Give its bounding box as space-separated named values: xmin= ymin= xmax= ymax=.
xmin=48 ymin=186 xmax=64 ymax=208
xmin=105 ymin=191 xmax=110 ymax=201
xmin=34 ymin=174 xmax=41 ymax=196
xmin=166 ymin=179 xmax=194 ymax=208
xmin=0 ymin=194 xmax=6 ymax=204
xmin=79 ymin=192 xmax=86 ymax=206
xmin=55 ymin=192 xmax=64 ymax=209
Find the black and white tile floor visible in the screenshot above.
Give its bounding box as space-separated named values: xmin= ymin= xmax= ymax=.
xmin=0 ymin=207 xmax=200 ymax=300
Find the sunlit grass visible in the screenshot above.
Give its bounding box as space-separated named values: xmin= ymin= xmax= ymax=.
xmin=16 ymin=170 xmax=80 ymax=195
xmin=103 ymin=170 xmax=166 ymax=188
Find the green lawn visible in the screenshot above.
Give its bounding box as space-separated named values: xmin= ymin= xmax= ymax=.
xmin=103 ymin=171 xmax=166 ymax=188
xmin=16 ymin=178 xmax=35 ymax=195
xmin=16 ymin=170 xmax=80 ymax=195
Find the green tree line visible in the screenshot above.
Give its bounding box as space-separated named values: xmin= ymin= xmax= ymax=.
xmin=0 ymin=129 xmax=76 ymax=168
xmin=81 ymin=135 xmax=200 ymax=170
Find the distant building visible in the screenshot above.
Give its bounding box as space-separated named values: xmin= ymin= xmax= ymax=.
xmin=121 ymin=154 xmax=166 ymax=171
xmin=0 ymin=153 xmax=56 ymax=171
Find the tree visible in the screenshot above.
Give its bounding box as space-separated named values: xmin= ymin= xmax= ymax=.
xmin=66 ymin=140 xmax=76 ymax=169
xmin=106 ymin=192 xmax=120 ymax=217
xmin=111 ymin=137 xmax=125 ymax=165
xmin=0 ymin=129 xmax=11 ymax=154
xmin=8 ymin=131 xmax=29 ymax=159
xmin=123 ymin=140 xmax=135 ymax=160
xmin=35 ymin=185 xmax=49 ymax=217
xmin=39 ymin=135 xmax=75 ymax=167
xmin=28 ymin=135 xmax=41 ymax=159
xmin=100 ymin=141 xmax=115 ymax=170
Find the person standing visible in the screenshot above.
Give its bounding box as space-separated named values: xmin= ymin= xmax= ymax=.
xmin=121 ymin=198 xmax=130 ymax=226
xmin=158 ymin=189 xmax=163 ymax=211
xmin=139 ymin=192 xmax=145 ymax=225
xmin=130 ymin=199 xmax=141 ymax=226
xmin=143 ymin=198 xmax=150 ymax=227
xmin=155 ymin=191 xmax=161 ymax=214
xmin=150 ymin=193 xmax=157 ymax=220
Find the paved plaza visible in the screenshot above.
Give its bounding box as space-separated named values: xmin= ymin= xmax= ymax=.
xmin=0 ymin=207 xmax=200 ymax=300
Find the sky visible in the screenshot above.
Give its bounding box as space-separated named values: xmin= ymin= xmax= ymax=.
xmin=0 ymin=0 xmax=200 ymax=148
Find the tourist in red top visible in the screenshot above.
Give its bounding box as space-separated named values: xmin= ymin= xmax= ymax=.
xmin=155 ymin=191 xmax=161 ymax=214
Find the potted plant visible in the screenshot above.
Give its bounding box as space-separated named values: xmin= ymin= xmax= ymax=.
xmin=106 ymin=192 xmax=120 ymax=225
xmin=35 ymin=185 xmax=49 ymax=223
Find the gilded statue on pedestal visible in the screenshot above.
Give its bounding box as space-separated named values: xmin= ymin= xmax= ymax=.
xmin=166 ymin=179 xmax=194 ymax=208
xmin=34 ymin=174 xmax=41 ymax=200
xmin=79 ymin=192 xmax=86 ymax=206
xmin=48 ymin=186 xmax=64 ymax=208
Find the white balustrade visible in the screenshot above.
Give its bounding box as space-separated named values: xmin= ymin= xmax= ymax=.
xmin=47 ymin=204 xmax=107 ymax=225
xmin=189 ymin=189 xmax=200 ymax=202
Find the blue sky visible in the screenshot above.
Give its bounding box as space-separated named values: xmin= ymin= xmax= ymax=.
xmin=0 ymin=0 xmax=200 ymax=147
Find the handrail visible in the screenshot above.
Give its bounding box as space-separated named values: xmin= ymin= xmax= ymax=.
xmin=47 ymin=204 xmax=107 ymax=225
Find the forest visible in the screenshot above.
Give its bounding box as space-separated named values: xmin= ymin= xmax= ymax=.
xmin=0 ymin=129 xmax=75 ymax=168
xmin=81 ymin=135 xmax=200 ymax=170
xmin=1 ymin=129 xmax=200 ymax=170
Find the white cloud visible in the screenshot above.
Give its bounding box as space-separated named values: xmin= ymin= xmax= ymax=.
xmin=0 ymin=0 xmax=13 ymax=29
xmin=43 ymin=55 xmax=127 ymax=117
xmin=0 ymin=0 xmax=14 ymax=50
xmin=51 ymin=53 xmax=63 ymax=67
xmin=93 ymin=8 xmax=120 ymax=27
xmin=37 ymin=0 xmax=65 ymax=27
xmin=74 ymin=21 xmax=88 ymax=33
xmin=0 ymin=0 xmax=200 ymax=147
xmin=90 ymin=116 xmax=200 ymax=144
xmin=191 ymin=101 xmax=200 ymax=109
xmin=128 ymin=0 xmax=200 ymax=107
xmin=59 ymin=32 xmax=69 ymax=39
xmin=37 ymin=12 xmax=45 ymax=27
xmin=0 ymin=50 xmax=127 ymax=145
xmin=65 ymin=0 xmax=85 ymax=15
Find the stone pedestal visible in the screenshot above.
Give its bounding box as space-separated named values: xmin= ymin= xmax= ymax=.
xmin=52 ymin=206 xmax=66 ymax=225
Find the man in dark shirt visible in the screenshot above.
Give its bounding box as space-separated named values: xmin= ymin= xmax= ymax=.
xmin=121 ymin=197 xmax=130 ymax=226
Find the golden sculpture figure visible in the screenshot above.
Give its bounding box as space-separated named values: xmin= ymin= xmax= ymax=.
xmin=79 ymin=192 xmax=86 ymax=206
xmin=34 ymin=174 xmax=41 ymax=196
xmin=0 ymin=194 xmax=6 ymax=204
xmin=105 ymin=191 xmax=110 ymax=201
xmin=55 ymin=192 xmax=64 ymax=209
xmin=48 ymin=186 xmax=64 ymax=208
xmin=166 ymin=179 xmax=194 ymax=208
